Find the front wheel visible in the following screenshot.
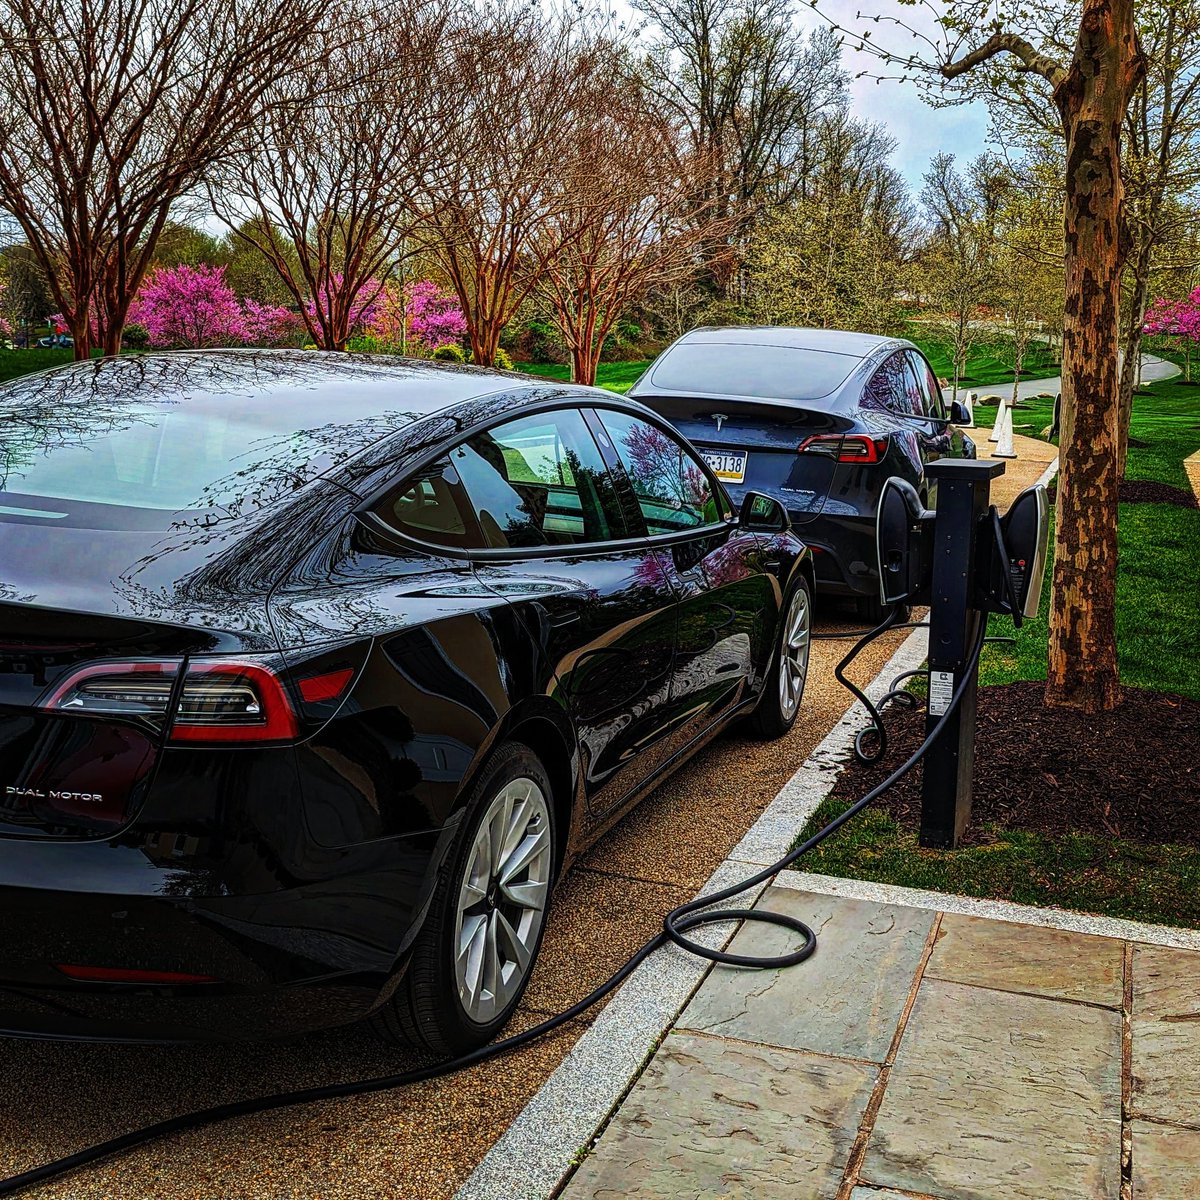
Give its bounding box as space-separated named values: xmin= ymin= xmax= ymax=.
xmin=748 ymin=575 xmax=812 ymax=740
xmin=372 ymin=742 xmax=556 ymax=1055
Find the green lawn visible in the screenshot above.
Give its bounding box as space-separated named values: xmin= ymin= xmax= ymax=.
xmin=796 ymin=373 xmax=1200 ymax=926
xmin=907 ymin=336 xmax=1059 ymax=387
xmin=518 ymin=361 xmax=647 ymax=394
xmin=0 ymin=348 xmax=76 ymax=382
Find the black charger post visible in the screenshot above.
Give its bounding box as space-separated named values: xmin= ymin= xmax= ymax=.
xmin=920 ymin=459 xmax=1005 ymax=848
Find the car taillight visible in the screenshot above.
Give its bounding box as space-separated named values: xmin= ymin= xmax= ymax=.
xmin=797 ymin=434 xmax=889 ymax=464
xmin=169 ymin=660 xmax=299 ymax=743
xmin=43 ymin=657 xmax=301 ymax=745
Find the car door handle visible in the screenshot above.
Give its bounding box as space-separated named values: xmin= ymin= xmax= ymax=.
xmin=548 ymin=610 xmax=581 ymax=628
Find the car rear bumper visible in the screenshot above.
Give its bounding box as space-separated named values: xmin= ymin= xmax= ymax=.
xmin=0 ymin=826 xmax=446 ymax=1043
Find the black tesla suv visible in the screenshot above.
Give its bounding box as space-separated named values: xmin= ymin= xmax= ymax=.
xmin=0 ymin=350 xmax=813 ymax=1053
xmin=629 ymin=327 xmax=976 ymax=620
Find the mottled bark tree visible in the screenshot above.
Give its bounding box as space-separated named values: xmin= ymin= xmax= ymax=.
xmin=822 ymin=0 xmax=1145 ymax=712
xmin=939 ymin=5 xmax=1146 ymax=713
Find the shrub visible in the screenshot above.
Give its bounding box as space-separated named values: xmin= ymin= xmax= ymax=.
xmin=347 ymin=335 xmax=393 ymax=355
xmin=431 ymin=343 xmax=466 ymax=363
xmin=122 ymin=323 xmax=150 ymax=350
xmin=493 ymin=347 xmax=514 ymax=371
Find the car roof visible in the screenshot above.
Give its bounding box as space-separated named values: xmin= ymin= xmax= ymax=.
xmin=677 ymin=326 xmax=907 ymax=358
xmin=3 ymin=347 xmax=547 ymax=417
xmin=628 ymin=326 xmax=917 ymax=407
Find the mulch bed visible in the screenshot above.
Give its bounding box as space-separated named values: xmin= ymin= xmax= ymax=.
xmin=830 ymin=681 xmax=1200 ymax=847
xmin=1046 ymin=479 xmax=1198 ymax=508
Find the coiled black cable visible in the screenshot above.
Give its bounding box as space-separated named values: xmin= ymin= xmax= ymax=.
xmin=0 ymin=616 xmax=988 ymax=1198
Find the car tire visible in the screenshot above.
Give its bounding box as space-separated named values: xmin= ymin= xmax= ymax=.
xmin=371 ymin=741 xmax=557 ymax=1056
xmin=856 ymin=593 xmax=912 ymax=626
xmin=747 ymin=575 xmax=812 ymax=740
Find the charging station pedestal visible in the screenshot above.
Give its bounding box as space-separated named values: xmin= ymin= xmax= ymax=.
xmin=919 ymin=459 xmax=1006 ymax=848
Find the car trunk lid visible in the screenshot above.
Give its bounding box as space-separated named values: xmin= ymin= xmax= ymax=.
xmin=640 ymin=395 xmax=856 ymax=524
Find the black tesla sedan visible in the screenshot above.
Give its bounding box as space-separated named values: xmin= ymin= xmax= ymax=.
xmin=0 ymin=350 xmax=812 ymax=1053
xmin=629 ymin=327 xmax=976 ymax=620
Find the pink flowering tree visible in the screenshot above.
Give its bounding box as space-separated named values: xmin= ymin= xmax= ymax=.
xmin=126 ymin=265 xmax=302 ymax=350
xmin=129 ymin=265 xmax=249 ymax=349
xmin=1144 ymin=290 xmax=1200 ymax=382
xmin=362 ymin=279 xmax=467 ymax=354
xmin=403 ymin=280 xmax=466 ymax=351
xmin=302 ymin=275 xmax=383 ymax=350
xmin=242 ymin=298 xmax=304 ymax=347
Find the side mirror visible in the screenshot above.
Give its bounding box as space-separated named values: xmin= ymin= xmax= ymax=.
xmin=875 ymin=477 xmax=934 ymax=606
xmin=739 ymin=491 xmax=790 ymax=532
xmin=949 ymin=399 xmax=972 ymax=426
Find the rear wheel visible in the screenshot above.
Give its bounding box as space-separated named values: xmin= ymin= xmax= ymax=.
xmin=856 ymin=593 xmax=913 ymax=626
xmin=748 ymin=575 xmax=812 ymax=739
xmin=372 ymin=742 xmax=556 ymax=1055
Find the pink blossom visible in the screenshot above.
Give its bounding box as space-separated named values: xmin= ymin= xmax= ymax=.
xmin=402 ymin=280 xmax=466 ymax=350
xmin=129 ymin=265 xmax=249 ymax=349
xmin=1144 ymin=289 xmax=1200 ymax=340
xmin=242 ymin=298 xmax=303 ymax=346
xmin=304 ymin=275 xmax=382 ymax=335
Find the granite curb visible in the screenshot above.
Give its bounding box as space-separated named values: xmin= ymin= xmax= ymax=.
xmin=455 ymin=624 xmax=931 ymax=1200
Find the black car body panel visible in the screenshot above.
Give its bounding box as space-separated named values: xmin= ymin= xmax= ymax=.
xmin=0 ymin=350 xmax=809 ymax=1042
xmin=630 ymin=327 xmax=976 ymax=602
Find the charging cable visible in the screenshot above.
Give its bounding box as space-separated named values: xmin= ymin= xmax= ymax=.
xmin=0 ymin=614 xmax=988 ymax=1197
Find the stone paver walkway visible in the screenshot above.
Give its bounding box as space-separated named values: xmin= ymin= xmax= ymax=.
xmin=561 ymin=887 xmax=1200 ymax=1200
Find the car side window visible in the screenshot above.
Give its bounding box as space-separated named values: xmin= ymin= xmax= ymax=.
xmin=452 ymin=408 xmax=627 ymax=549
xmin=379 ymin=458 xmax=485 ymax=550
xmin=595 ymin=409 xmax=717 ymax=535
xmin=909 ymin=351 xmax=946 ymax=418
xmin=863 ymin=352 xmax=920 ymax=417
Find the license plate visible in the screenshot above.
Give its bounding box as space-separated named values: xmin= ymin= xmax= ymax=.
xmin=701 ymin=449 xmax=747 ymax=483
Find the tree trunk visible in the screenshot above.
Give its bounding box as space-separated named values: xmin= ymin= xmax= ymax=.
xmin=1116 ymin=235 xmax=1152 ymax=477
xmin=571 ymin=342 xmax=595 ymax=386
xmin=68 ymin=312 xmax=91 ymax=361
xmin=1045 ymin=0 xmax=1143 ymax=714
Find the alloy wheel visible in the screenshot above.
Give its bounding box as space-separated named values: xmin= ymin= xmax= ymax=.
xmin=777 ymin=585 xmax=811 ymax=721
xmin=453 ymin=776 xmax=553 ymax=1025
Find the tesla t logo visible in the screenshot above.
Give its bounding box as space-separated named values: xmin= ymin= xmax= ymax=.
xmin=5 ymin=785 xmax=105 ymax=804
xmin=713 ymin=413 xmax=728 ymax=432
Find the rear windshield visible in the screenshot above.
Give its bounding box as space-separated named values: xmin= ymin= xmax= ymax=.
xmin=647 ymin=342 xmax=858 ymax=402
xmin=0 ymin=355 xmax=417 ymax=517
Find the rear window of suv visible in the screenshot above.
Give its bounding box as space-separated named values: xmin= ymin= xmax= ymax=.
xmin=647 ymin=342 xmax=858 ymax=401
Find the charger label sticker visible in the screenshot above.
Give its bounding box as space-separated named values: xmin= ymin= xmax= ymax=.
xmin=929 ymin=671 xmax=955 ymax=716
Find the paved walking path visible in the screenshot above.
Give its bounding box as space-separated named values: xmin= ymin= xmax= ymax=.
xmin=562 ymin=878 xmax=1200 ymax=1200
xmin=965 ymin=351 xmax=1179 ymax=405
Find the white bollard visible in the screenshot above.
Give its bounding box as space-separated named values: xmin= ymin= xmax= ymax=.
xmin=988 ymin=395 xmax=1006 ymax=443
xmin=993 ymin=396 xmax=1018 ymax=458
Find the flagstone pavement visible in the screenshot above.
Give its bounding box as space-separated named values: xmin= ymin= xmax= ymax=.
xmin=560 ymin=886 xmax=1200 ymax=1200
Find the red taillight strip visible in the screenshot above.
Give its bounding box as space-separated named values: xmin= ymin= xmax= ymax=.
xmin=55 ymin=964 xmax=218 ymax=985
xmin=40 ymin=659 xmax=179 ymax=710
xmin=297 ymin=667 xmax=355 ymax=704
xmin=41 ymin=656 xmax=302 ymax=745
xmin=796 ymin=434 xmax=889 ymax=464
